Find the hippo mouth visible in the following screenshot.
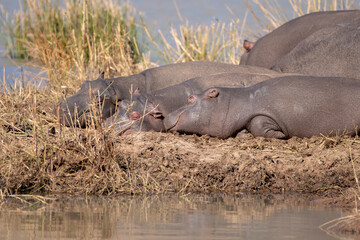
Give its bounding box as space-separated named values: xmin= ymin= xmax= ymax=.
xmin=107 ymin=120 xmax=137 ymax=136
xmin=164 ymin=108 xmax=186 ymax=131
xmin=119 ymin=119 xmax=142 ymax=135
xmin=165 ymin=118 xmax=179 ymax=131
xmin=109 ymin=113 xmax=147 ymax=135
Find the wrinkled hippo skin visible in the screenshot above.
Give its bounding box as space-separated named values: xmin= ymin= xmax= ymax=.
xmin=240 ymin=10 xmax=360 ymax=68
xmin=165 ymin=76 xmax=360 ymax=139
xmin=105 ymin=69 xmax=288 ymax=134
xmin=272 ymin=18 xmax=360 ymax=79
xmin=54 ymin=61 xmax=265 ymax=127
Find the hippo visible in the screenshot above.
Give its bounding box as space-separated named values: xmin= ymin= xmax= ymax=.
xmin=164 ymin=76 xmax=360 ymax=139
xmin=240 ymin=10 xmax=360 ymax=68
xmin=54 ymin=61 xmax=272 ymax=127
xmin=239 ymin=40 xmax=255 ymax=65
xmin=271 ymin=17 xmax=360 ymax=79
xmin=104 ymin=70 xmax=290 ymax=134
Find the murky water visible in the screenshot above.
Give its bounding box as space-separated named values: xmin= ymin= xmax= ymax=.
xmin=0 ymin=194 xmax=345 ymax=240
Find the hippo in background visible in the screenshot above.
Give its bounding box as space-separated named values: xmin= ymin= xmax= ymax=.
xmin=164 ymin=76 xmax=360 ymax=139
xmin=240 ymin=10 xmax=360 ymax=68
xmin=54 ymin=61 xmax=269 ymax=127
xmin=239 ymin=40 xmax=254 ymax=65
xmin=272 ymin=17 xmax=360 ymax=79
xmin=104 ymin=69 xmax=291 ymax=135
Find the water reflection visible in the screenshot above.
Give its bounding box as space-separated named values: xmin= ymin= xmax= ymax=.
xmin=0 ymin=194 xmax=343 ymax=240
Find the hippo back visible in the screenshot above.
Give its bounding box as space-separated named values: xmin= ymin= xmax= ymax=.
xmin=243 ymin=10 xmax=360 ymax=68
xmin=271 ymin=17 xmax=360 ymax=79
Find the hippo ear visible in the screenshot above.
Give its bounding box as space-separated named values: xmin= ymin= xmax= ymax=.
xmin=206 ymin=88 xmax=219 ymax=98
xmin=243 ymin=40 xmax=255 ymax=52
xmin=97 ymin=71 xmax=105 ymax=80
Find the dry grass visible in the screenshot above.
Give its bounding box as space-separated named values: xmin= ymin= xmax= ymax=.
xmin=151 ymin=0 xmax=358 ymax=64
xmin=147 ymin=20 xmax=245 ymax=64
xmin=0 ymin=0 xmax=148 ymax=88
xmin=0 ymin=77 xmax=170 ymax=195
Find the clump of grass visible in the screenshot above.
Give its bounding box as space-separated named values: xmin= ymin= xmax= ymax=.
xmin=0 ymin=0 xmax=147 ymax=87
xmin=146 ymin=20 xmax=245 ymax=64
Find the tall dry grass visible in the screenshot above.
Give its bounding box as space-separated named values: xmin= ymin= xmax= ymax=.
xmin=0 ymin=0 xmax=147 ymax=89
xmin=152 ymin=0 xmax=357 ymax=64
xmin=0 ymin=76 xmax=169 ymax=195
xmin=145 ymin=20 xmax=245 ymax=64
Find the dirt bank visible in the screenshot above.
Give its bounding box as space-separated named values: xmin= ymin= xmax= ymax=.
xmin=3 ymin=117 xmax=360 ymax=235
xmin=115 ymin=132 xmax=359 ymax=198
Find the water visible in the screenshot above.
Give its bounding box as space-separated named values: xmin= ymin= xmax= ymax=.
xmin=0 ymin=57 xmax=48 ymax=89
xmin=0 ymin=194 xmax=345 ymax=240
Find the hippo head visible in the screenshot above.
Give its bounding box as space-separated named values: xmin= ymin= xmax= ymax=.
xmin=104 ymin=92 xmax=166 ymax=135
xmin=243 ymin=40 xmax=255 ymax=52
xmin=53 ymin=73 xmax=118 ymax=127
xmin=239 ymin=40 xmax=255 ymax=65
xmin=164 ymin=88 xmax=236 ymax=139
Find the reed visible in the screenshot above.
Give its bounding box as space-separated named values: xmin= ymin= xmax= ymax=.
xmin=149 ymin=20 xmax=244 ymax=64
xmin=0 ymin=0 xmax=146 ymax=87
xmin=153 ymin=0 xmax=357 ymax=64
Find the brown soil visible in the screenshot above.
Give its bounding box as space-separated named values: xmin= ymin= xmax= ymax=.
xmin=113 ymin=131 xmax=360 ymax=203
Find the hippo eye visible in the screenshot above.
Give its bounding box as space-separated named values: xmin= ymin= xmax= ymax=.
xmin=188 ymin=95 xmax=196 ymax=104
xmin=129 ymin=111 xmax=141 ymax=121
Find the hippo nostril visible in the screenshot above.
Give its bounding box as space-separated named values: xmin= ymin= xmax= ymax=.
xmin=129 ymin=111 xmax=141 ymax=121
xmin=188 ymin=95 xmax=196 ymax=104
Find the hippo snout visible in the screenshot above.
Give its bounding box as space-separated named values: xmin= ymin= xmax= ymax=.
xmin=164 ymin=108 xmax=186 ymax=131
xmin=53 ymin=98 xmax=89 ymax=127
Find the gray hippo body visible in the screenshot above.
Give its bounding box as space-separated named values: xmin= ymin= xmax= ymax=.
xmin=272 ymin=18 xmax=360 ymax=79
xmin=241 ymin=10 xmax=360 ymax=68
xmin=55 ymin=61 xmax=272 ymax=127
xmin=105 ymin=70 xmax=288 ymax=134
xmin=164 ymin=76 xmax=360 ymax=139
